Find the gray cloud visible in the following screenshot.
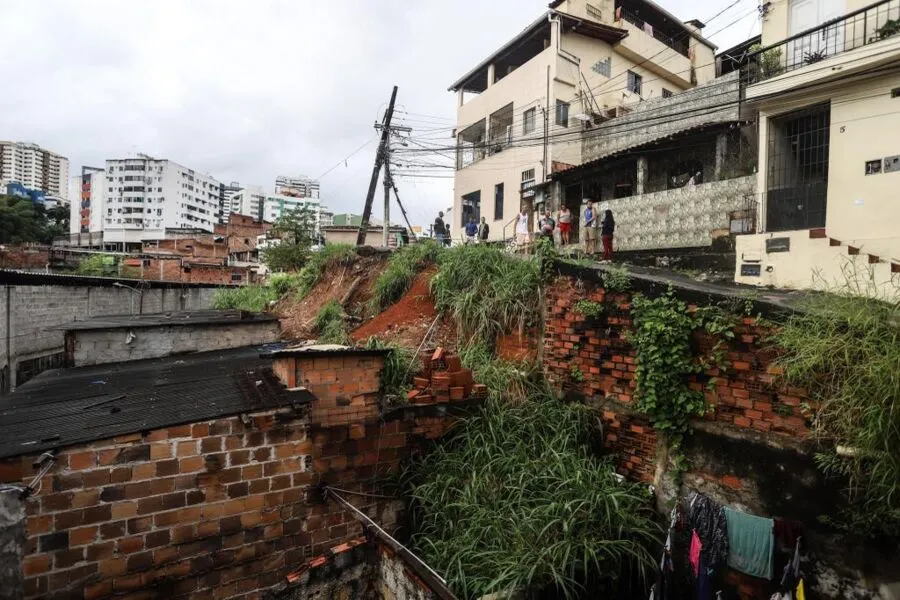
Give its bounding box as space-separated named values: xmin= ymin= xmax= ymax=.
xmin=0 ymin=0 xmax=757 ymax=228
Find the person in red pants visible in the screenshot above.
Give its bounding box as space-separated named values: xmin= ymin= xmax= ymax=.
xmin=600 ymin=209 xmax=615 ymax=260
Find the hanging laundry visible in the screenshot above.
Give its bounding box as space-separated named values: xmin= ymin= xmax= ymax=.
xmin=795 ymin=579 xmax=806 ymax=600
xmin=690 ymin=530 xmax=702 ymax=577
xmin=644 ymin=22 xmax=654 ymax=36
xmin=615 ymin=6 xmax=622 ymax=20
xmin=689 ymin=493 xmax=729 ymax=568
xmin=696 ymin=551 xmax=713 ymax=600
xmin=776 ymin=539 xmax=803 ymax=597
xmin=724 ymin=507 xmax=774 ymax=579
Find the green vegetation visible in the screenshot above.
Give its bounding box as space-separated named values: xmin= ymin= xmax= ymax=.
xmin=0 ymin=195 xmax=69 ymax=244
xmin=574 ymin=299 xmax=605 ymax=319
xmin=75 ymin=254 xmax=139 ymax=278
xmin=628 ymin=291 xmax=733 ymax=442
xmin=407 ymin=384 xmax=659 ymax=599
xmin=262 ymin=206 xmax=318 ymax=272
xmin=313 ymin=300 xmax=349 ymax=345
xmin=876 ymin=18 xmax=900 ymax=40
xmin=268 ymin=272 xmax=303 ymax=296
xmin=602 ymin=266 xmax=632 ymax=293
xmin=211 ymin=285 xmax=277 ymax=312
xmin=748 ymin=44 xmax=784 ymax=79
xmin=371 ymin=240 xmax=443 ymax=311
xmin=364 ymin=337 xmax=415 ymax=401
xmin=431 ymin=245 xmax=541 ymax=347
xmin=773 ymin=293 xmax=900 ymax=536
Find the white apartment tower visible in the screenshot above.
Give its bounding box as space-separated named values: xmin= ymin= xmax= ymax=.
xmin=100 ymin=155 xmax=222 ymax=245
xmin=0 ymin=141 xmax=70 ymax=201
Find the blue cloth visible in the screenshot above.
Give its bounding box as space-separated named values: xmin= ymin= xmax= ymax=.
xmin=724 ymin=507 xmax=774 ymax=580
xmin=465 ymin=222 xmax=478 ymax=236
xmin=584 ymin=207 xmax=594 ymax=226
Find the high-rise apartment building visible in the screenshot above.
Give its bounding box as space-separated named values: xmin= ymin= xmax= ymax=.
xmin=275 ymin=175 xmax=320 ymax=199
xmin=221 ymin=182 xmax=267 ymax=222
xmin=0 ymin=141 xmax=70 ymax=202
xmin=69 ymin=166 xmax=106 ymax=234
xmin=97 ymin=154 xmax=221 ymax=245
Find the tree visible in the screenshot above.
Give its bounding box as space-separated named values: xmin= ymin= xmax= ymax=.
xmin=0 ymin=195 xmax=70 ymax=244
xmin=262 ymin=206 xmax=318 ymax=272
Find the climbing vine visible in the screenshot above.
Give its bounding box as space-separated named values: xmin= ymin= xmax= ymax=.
xmin=628 ymin=291 xmax=734 ymax=444
xmin=574 ymin=299 xmax=604 ymax=319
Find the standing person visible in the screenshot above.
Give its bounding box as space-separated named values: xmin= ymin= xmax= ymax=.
xmin=558 ymin=206 xmax=572 ymax=246
xmin=464 ymin=216 xmax=478 ymax=245
xmin=601 ymin=209 xmax=615 ymax=261
xmin=539 ymin=210 xmax=556 ymax=246
xmin=477 ymin=216 xmax=490 ymax=243
xmin=434 ymin=211 xmax=449 ymax=247
xmin=583 ymin=202 xmax=597 ymax=255
xmin=515 ymin=208 xmax=530 ymax=252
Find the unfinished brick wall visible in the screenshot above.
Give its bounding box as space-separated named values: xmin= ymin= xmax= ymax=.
xmin=0 ymin=245 xmax=50 ymax=270
xmin=543 ymin=274 xmax=812 ymax=482
xmin=1 ymin=409 xmax=313 ymax=599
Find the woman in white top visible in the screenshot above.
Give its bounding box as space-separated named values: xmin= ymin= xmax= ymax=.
xmin=515 ymin=209 xmax=530 ymax=252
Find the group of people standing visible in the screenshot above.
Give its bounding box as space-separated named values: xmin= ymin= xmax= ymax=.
xmin=437 ymin=203 xmax=615 ymax=260
xmin=515 ymin=203 xmax=615 ymax=260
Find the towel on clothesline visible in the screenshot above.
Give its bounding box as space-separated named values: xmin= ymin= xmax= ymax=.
xmin=724 ymin=507 xmax=774 ymax=580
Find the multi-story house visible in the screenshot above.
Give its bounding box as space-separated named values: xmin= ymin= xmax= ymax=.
xmin=734 ymin=0 xmax=900 ymax=298
xmin=0 ymin=141 xmax=69 ymax=202
xmin=448 ymin=0 xmax=717 ymax=241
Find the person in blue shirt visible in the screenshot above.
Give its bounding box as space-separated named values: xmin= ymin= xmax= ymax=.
xmin=464 ymin=217 xmax=478 ymax=245
xmin=583 ymin=201 xmax=597 ymax=255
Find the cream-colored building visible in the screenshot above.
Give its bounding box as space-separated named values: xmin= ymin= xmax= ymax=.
xmin=734 ymin=0 xmax=900 ymax=299
xmin=448 ymin=0 xmax=716 ymax=241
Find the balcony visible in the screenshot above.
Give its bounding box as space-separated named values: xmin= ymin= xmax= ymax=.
xmin=745 ymin=0 xmax=900 ymax=86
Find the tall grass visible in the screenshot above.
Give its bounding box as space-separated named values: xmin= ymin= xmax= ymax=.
xmin=773 ymin=292 xmax=900 ymax=535
xmin=212 ymin=285 xmax=277 ymax=312
xmin=431 ymin=245 xmax=541 ymax=347
xmin=363 ymin=337 xmax=415 ymax=401
xmin=406 ymin=390 xmax=660 ymax=599
xmin=370 ymin=240 xmax=444 ymax=311
xmin=313 ymin=300 xmax=349 ymax=345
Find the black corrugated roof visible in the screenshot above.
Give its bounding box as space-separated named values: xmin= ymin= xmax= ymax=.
xmin=0 ymin=344 xmax=312 ymax=459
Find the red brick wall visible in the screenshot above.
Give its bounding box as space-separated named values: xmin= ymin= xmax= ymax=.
xmin=1 ymin=391 xmax=457 ymax=598
xmin=544 ymin=275 xmax=812 ymax=482
xmin=0 ymin=245 xmax=50 ymax=269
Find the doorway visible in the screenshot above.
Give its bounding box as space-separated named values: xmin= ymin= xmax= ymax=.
xmin=563 ymin=183 xmax=582 ymax=244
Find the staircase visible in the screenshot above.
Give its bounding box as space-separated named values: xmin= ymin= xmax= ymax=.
xmin=807 ymin=228 xmax=900 ymax=297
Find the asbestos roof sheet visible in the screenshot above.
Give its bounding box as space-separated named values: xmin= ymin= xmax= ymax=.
xmin=0 ymin=344 xmax=312 ymax=459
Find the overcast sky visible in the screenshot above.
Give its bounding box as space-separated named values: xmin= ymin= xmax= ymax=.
xmin=0 ymin=0 xmax=759 ymax=228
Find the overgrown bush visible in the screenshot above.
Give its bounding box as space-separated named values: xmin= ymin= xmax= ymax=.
xmin=459 ymin=342 xmax=543 ymax=404
xmin=406 ymin=391 xmax=660 ymax=599
xmin=431 ymin=245 xmax=541 ymax=347
xmin=774 ymin=293 xmax=900 ymax=536
xmin=313 ymin=300 xmax=348 ymax=344
xmin=371 ymin=240 xmax=443 ymax=311
xmin=269 ymin=272 xmax=303 ymax=296
xmin=212 ymin=285 xmax=277 ymax=312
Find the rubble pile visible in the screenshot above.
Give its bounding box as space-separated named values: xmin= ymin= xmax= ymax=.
xmin=406 ymin=347 xmax=488 ymax=404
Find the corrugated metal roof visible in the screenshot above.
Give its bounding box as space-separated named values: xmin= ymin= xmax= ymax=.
xmin=59 ymin=310 xmax=277 ymax=331
xmin=0 ymin=344 xmax=312 ymax=459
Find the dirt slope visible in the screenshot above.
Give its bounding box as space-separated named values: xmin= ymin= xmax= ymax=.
xmin=276 ymin=253 xmax=387 ymax=341
xmin=350 ymin=270 xmax=457 ymax=351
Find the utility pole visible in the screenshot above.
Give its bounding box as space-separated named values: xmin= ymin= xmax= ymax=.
xmin=383 ymin=165 xmax=391 ymax=248
xmin=357 ymin=85 xmax=398 ymax=246
xmin=385 ymin=164 xmax=417 ymax=239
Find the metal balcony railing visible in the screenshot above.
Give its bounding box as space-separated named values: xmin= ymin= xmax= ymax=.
xmin=745 ymin=0 xmax=900 ymax=84
xmin=618 ymin=8 xmax=690 ymax=57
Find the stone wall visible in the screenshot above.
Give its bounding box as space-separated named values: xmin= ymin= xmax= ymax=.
xmin=581 ymin=72 xmax=742 ymax=162
xmin=0 ymin=488 xmax=26 ymax=600
xmin=607 ymin=175 xmax=756 ymax=251
xmin=0 ymin=277 xmax=219 ymax=393
xmin=69 ymin=320 xmax=281 ymax=367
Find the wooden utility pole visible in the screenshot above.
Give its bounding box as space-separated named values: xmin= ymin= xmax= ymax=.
xmin=357 ymin=86 xmax=398 ymax=246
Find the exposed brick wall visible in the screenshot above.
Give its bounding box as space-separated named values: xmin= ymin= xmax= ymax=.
xmin=543 ymin=274 xmax=812 ymax=482
xmin=125 ymin=258 xmax=255 ymax=285
xmin=0 ymin=245 xmax=50 ymax=270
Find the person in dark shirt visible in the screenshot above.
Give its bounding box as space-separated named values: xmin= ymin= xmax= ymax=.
xmin=601 ymin=209 xmax=615 ymax=260
xmin=464 ymin=217 xmax=478 ymax=244
xmin=434 ymin=211 xmax=449 ymax=246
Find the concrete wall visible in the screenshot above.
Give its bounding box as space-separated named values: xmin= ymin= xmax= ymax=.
xmin=581 ymin=71 xmax=742 ymax=162
xmin=70 ymin=321 xmax=280 ymax=367
xmin=0 ymin=283 xmax=218 ymax=393
xmin=600 ymin=175 xmax=756 ymax=251
xmin=0 ymin=488 xmax=25 ymax=600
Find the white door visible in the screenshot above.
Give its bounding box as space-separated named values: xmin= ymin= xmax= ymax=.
xmin=789 ymin=0 xmax=845 ymax=67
